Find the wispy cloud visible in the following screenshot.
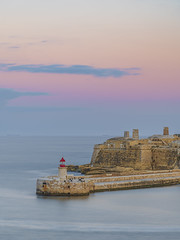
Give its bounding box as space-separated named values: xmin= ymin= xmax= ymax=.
xmin=3 ymin=106 xmax=85 ymax=113
xmin=28 ymin=40 xmax=48 ymax=46
xmin=41 ymin=40 xmax=48 ymax=43
xmin=0 ymin=63 xmax=140 ymax=77
xmin=0 ymin=42 xmax=9 ymax=45
xmin=0 ymin=63 xmax=14 ymax=70
xmin=0 ymin=88 xmax=47 ymax=107
xmin=9 ymin=46 xmax=20 ymax=49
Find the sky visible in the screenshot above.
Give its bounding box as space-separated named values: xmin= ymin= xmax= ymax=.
xmin=0 ymin=0 xmax=180 ymax=136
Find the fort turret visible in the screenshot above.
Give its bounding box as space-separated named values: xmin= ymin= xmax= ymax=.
xmin=124 ymin=131 xmax=130 ymax=138
xmin=163 ymin=127 xmax=169 ymax=136
xmin=132 ymin=129 xmax=139 ymax=139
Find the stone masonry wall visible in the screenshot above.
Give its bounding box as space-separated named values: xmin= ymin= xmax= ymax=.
xmin=139 ymin=145 xmax=152 ymax=170
xmin=152 ymin=148 xmax=179 ymax=170
xmin=92 ymin=149 xmax=141 ymax=169
xmin=91 ymin=145 xmax=103 ymax=165
xmin=91 ymin=145 xmax=180 ymax=171
xmin=94 ymin=177 xmax=180 ymax=192
xmin=36 ymin=179 xmax=90 ymax=196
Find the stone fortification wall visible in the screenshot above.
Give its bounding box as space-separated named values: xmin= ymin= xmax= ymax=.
xmin=139 ymin=145 xmax=152 ymax=170
xmin=91 ymin=146 xmax=180 ymax=171
xmin=91 ymin=144 xmax=104 ymax=165
xmin=92 ymin=148 xmax=141 ymax=169
xmin=90 ymin=132 xmax=180 ymax=171
xmin=151 ymin=147 xmax=179 ymax=170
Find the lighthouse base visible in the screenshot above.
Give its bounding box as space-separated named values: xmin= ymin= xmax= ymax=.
xmin=36 ymin=177 xmax=90 ymax=196
xmin=58 ymin=167 xmax=67 ymax=181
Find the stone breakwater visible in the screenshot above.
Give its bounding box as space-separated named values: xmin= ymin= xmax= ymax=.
xmin=36 ymin=170 xmax=180 ymax=196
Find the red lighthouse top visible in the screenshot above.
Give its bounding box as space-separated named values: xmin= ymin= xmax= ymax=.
xmin=59 ymin=157 xmax=66 ymax=167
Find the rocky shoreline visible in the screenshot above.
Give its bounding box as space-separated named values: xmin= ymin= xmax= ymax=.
xmin=67 ymin=164 xmax=135 ymax=175
xmin=67 ymin=164 xmax=180 ymax=176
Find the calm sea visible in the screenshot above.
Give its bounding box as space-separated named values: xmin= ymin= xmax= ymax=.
xmin=0 ymin=136 xmax=180 ymax=240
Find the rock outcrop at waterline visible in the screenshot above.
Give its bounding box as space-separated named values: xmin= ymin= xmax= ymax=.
xmin=90 ymin=127 xmax=180 ymax=171
xmin=67 ymin=164 xmax=137 ymax=175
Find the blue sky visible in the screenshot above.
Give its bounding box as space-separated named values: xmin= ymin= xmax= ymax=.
xmin=0 ymin=0 xmax=180 ymax=136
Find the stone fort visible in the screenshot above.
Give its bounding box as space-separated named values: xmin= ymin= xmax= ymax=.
xmin=91 ymin=127 xmax=180 ymax=171
xmin=36 ymin=127 xmax=180 ymax=196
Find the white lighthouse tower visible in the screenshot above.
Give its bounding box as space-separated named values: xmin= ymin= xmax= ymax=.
xmin=58 ymin=157 xmax=67 ymax=181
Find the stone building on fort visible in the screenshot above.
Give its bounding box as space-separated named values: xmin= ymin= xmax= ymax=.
xmin=91 ymin=127 xmax=180 ymax=171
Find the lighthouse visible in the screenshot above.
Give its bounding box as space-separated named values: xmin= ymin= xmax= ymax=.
xmin=58 ymin=157 xmax=67 ymax=181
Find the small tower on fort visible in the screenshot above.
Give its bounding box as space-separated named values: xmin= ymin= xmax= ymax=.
xmin=58 ymin=157 xmax=67 ymax=181
xmin=124 ymin=131 xmax=130 ymax=138
xmin=132 ymin=129 xmax=139 ymax=139
xmin=163 ymin=127 xmax=169 ymax=136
